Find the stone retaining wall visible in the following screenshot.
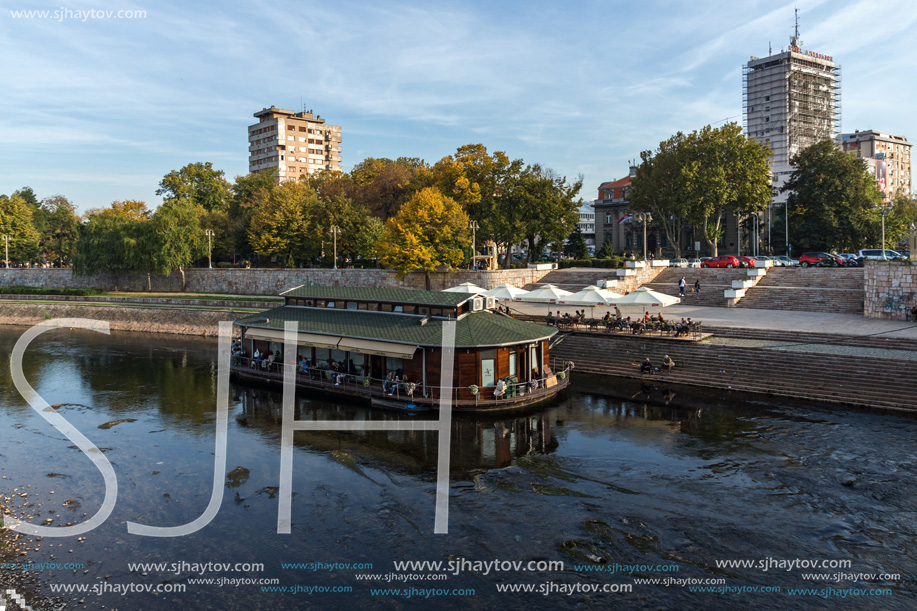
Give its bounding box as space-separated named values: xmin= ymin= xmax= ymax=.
xmin=864 ymin=260 xmax=916 ymax=320
xmin=0 ymin=303 xmax=240 ymax=336
xmin=0 ymin=267 xmax=554 ymax=295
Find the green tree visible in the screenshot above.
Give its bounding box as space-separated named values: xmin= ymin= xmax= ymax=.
xmin=517 ymin=166 xmax=582 ymax=263
xmin=782 ymin=139 xmax=884 ymax=252
xmin=629 ymin=133 xmax=692 ymax=257
xmin=72 ymin=200 xmax=151 ymax=283
xmin=376 ymin=187 xmax=470 ymax=288
xmin=354 ymin=216 xmax=384 ymax=261
xmin=157 ymin=162 xmax=231 ymax=212
xmin=248 ymin=181 xmax=321 ymax=266
xmin=564 ymin=226 xmax=588 ymax=259
xmin=36 ymin=195 xmax=79 ymax=267
xmin=885 ymin=191 xmax=917 ymax=248
xmin=229 ymin=169 xmax=278 ymax=260
xmin=148 ymin=199 xmax=205 ymax=290
xmin=0 ymin=194 xmax=41 ymax=264
xmin=351 ymin=157 xmax=425 ymax=218
xmin=596 ymin=237 xmax=616 ymax=259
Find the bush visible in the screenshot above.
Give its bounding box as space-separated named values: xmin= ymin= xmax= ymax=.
xmin=0 ymin=286 xmax=104 ymax=296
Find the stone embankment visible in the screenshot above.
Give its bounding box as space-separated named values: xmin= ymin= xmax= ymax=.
xmin=0 ymin=303 xmax=240 ymax=336
xmin=552 ymin=330 xmax=917 ymax=412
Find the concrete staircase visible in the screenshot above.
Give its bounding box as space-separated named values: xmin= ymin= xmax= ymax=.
xmin=553 ymin=333 xmax=917 ymax=412
xmin=645 ymin=268 xmax=748 ymax=307
xmin=735 ymin=268 xmax=864 ymax=314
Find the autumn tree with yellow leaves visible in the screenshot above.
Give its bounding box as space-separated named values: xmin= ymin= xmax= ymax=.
xmin=376 ymin=187 xmax=470 ymax=289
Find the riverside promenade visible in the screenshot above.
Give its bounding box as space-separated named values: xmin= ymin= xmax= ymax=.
xmin=515 ymin=301 xmax=917 ymax=412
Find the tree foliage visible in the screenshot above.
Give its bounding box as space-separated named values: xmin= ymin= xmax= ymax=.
xmin=782 ymin=140 xmax=884 ymax=252
xmin=148 ymin=199 xmax=205 ymax=289
xmin=35 ymin=195 xmax=80 ymax=267
xmin=157 ymin=162 xmax=231 ymax=211
xmin=248 ymin=181 xmax=321 ymax=266
xmin=376 ymin=187 xmax=470 ymax=282
xmin=631 ymin=123 xmax=772 ymax=256
xmin=72 ymin=200 xmax=151 ymax=276
xmin=0 ymin=194 xmax=41 ymax=263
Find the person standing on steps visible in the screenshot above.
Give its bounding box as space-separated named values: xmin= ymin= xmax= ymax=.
xmin=694 ymin=279 xmax=700 ymax=296
xmin=678 ymin=277 xmax=686 ymax=298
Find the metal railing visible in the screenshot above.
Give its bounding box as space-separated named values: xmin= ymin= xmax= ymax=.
xmin=229 ymin=356 xmax=573 ymax=406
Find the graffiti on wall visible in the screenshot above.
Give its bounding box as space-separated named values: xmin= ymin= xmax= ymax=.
xmin=880 ymin=291 xmax=912 ymax=314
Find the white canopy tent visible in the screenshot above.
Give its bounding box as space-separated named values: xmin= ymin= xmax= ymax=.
xmin=442 ymin=282 xmax=485 ymax=294
xmin=521 ymin=285 xmax=573 ymax=303
xmin=606 ymin=286 xmax=681 ymax=308
xmin=557 ymin=286 xmax=625 ymax=306
xmin=483 ymin=283 xmax=530 ymax=302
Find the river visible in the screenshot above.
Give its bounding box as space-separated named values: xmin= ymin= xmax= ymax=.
xmin=0 ymin=326 xmax=914 ymax=610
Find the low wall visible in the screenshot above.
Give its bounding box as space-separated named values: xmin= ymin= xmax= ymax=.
xmin=0 ymin=267 xmax=554 ymax=295
xmin=864 ymin=260 xmax=916 ymax=320
xmin=0 ymin=303 xmax=240 ymax=336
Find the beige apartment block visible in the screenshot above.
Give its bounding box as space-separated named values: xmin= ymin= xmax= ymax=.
xmin=248 ymin=106 xmax=342 ymax=182
xmin=838 ymin=130 xmax=912 ymax=200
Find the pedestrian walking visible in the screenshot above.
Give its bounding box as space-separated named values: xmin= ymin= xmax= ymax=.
xmin=678 ymin=277 xmax=686 ymax=297
xmin=694 ymin=279 xmax=700 ymax=296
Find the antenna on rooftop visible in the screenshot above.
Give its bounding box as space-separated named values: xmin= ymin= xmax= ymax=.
xmin=790 ymin=7 xmax=802 ymax=49
xmin=769 ymin=41 xmax=772 ymax=55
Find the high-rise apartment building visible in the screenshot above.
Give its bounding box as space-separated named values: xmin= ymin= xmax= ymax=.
xmin=248 ymin=106 xmax=342 ymax=182
xmin=743 ymin=27 xmax=840 ymax=205
xmin=838 ymin=130 xmax=912 ymax=200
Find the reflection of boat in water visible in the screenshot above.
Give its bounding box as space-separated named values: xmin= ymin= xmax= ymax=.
xmin=233 ymin=386 xmax=560 ymax=473
xmin=231 ymin=285 xmax=572 ymax=412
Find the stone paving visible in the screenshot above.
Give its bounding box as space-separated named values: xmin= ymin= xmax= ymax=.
xmin=701 ymin=335 xmax=917 ymax=361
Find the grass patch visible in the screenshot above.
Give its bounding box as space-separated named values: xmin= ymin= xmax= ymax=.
xmin=0 ymin=286 xmax=103 ymax=296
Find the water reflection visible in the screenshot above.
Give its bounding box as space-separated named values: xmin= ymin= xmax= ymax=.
xmin=1 ymin=325 xmax=915 ymax=610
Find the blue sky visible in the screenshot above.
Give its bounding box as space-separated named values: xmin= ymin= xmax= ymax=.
xmin=1 ymin=0 xmax=915 ymax=213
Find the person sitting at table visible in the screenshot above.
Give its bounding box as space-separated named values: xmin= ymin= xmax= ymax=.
xmin=632 ymin=319 xmax=643 ymax=335
xmin=662 ymin=355 xmax=675 ymax=370
xmin=546 ymin=311 xmax=555 ymax=326
xmin=603 ymin=311 xmax=611 ymax=325
xmin=640 ymin=357 xmax=654 ymax=374
xmin=383 ymin=371 xmax=396 ymax=395
xmin=299 ymin=356 xmax=309 ymax=373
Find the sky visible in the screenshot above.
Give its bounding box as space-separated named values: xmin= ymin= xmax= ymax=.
xmin=1 ymin=0 xmax=915 ymax=214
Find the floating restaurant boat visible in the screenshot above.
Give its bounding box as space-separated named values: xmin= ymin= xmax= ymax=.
xmin=231 ymin=285 xmax=572 ymax=412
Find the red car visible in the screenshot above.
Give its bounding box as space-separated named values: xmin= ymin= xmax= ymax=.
xmin=701 ymin=256 xmax=741 ymax=268
xmin=735 ymin=256 xmax=757 ymax=268
xmin=799 ymin=252 xmax=842 ymax=267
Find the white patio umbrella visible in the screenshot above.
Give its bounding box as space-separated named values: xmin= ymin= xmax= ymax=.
xmin=443 ymin=282 xmax=485 ymax=294
xmin=557 ymin=286 xmax=624 ymax=306
xmin=606 ymin=286 xmax=681 ymax=321
xmin=521 ymin=284 xmax=573 ymax=303
xmin=484 ymin=283 xmax=530 ymax=302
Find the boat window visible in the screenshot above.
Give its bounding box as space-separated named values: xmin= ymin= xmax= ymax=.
xmin=509 ymin=352 xmax=517 ymax=376
xmin=418 ymin=306 xmax=429 ymax=315
xmin=385 ymin=357 xmax=403 ymax=376
xmin=430 ymin=308 xmax=443 ymax=317
xmin=393 ymin=305 xmax=403 ymax=313
xmin=366 ymin=302 xmax=379 ymax=311
xmin=326 ymin=301 xmax=335 ymax=308
xmin=314 ymin=348 xmax=330 ymax=368
xmin=380 ymin=303 xmax=393 ymax=312
xmin=304 ymin=299 xmax=314 ymax=307
xmin=330 ymin=349 xmax=346 ymax=367
xmin=334 ymin=301 xmax=346 ymax=309
xmin=314 ymin=300 xmax=325 ymax=308
xmin=357 ymin=302 xmax=368 ymax=310
xmin=402 ymin=305 xmax=416 ymax=314
xmin=346 ymin=302 xmax=358 ymax=310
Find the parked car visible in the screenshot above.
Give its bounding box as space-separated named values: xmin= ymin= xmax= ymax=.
xmin=687 ymin=258 xmax=703 ymax=268
xmin=772 ymin=255 xmax=799 ymax=267
xmin=838 ymin=253 xmax=864 ymax=267
xmin=799 ymin=252 xmax=841 ymax=267
xmin=701 ymin=255 xmax=741 ymax=268
xmin=735 ymin=255 xmax=757 ymax=268
xmin=858 ymin=248 xmax=904 ymax=261
xmin=669 ymin=258 xmax=689 ymax=268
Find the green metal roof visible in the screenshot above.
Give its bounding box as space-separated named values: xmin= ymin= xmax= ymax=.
xmin=234 ymin=306 xmax=554 ymax=348
xmin=281 ymin=285 xmax=472 ymax=307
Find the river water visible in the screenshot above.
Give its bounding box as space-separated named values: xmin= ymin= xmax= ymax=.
xmin=0 ymin=326 xmax=914 ymax=610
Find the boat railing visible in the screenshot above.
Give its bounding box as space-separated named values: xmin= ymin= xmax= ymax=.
xmin=230 ymin=355 xmax=573 ymax=406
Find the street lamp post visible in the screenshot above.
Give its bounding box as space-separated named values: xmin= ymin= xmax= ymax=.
xmin=2 ymin=235 xmax=9 ymax=269
xmin=636 ymin=213 xmax=651 ymax=261
xmin=330 ymin=225 xmax=340 ymax=269
xmin=881 ymin=204 xmax=890 ymax=260
xmin=469 ymin=220 xmax=479 ymax=269
xmin=205 ymin=229 xmax=214 ymax=269
xmin=785 ymin=202 xmax=790 ymax=257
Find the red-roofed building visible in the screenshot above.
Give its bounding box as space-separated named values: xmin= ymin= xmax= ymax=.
xmin=594 ymin=166 xmax=651 ymax=255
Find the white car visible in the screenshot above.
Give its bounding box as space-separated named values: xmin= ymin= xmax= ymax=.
xmin=772 ymin=256 xmax=799 ymax=267
xmin=686 ymin=258 xmax=702 ymax=268
xmin=669 ymin=258 xmax=689 ymax=268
